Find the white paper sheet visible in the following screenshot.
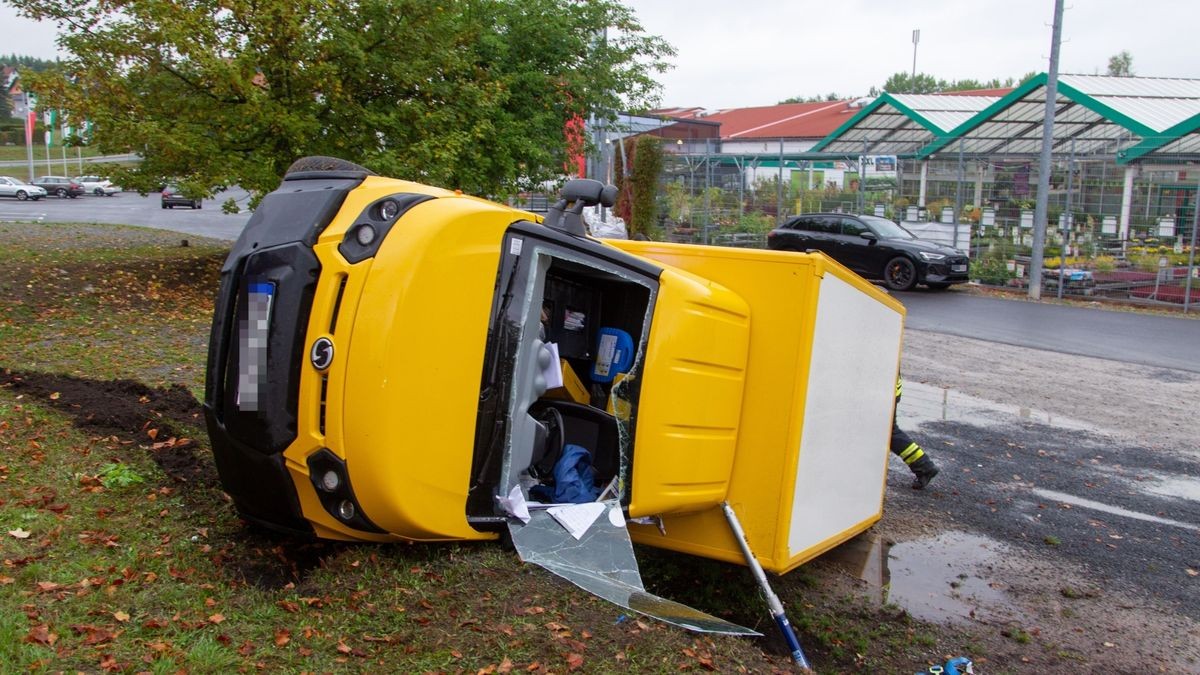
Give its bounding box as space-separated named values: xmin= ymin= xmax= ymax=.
xmin=547 ymin=502 xmax=607 ymax=540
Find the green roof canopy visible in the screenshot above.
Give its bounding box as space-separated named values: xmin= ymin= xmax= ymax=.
xmin=917 ymin=74 xmax=1200 ymax=161
xmin=1118 ymin=112 xmax=1200 ymax=163
xmin=811 ymin=93 xmax=997 ymax=156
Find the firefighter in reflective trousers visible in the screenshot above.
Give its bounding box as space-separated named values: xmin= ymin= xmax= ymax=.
xmin=892 ymin=376 xmax=940 ymax=489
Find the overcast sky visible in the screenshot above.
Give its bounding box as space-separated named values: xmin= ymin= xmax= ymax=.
xmin=3 ymin=0 xmax=1197 ymax=110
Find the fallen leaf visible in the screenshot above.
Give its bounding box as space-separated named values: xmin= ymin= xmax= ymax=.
xmin=336 ymin=640 xmax=352 ymax=654
xmin=25 ymin=624 xmax=58 ymax=645
xmin=274 ymin=629 xmax=290 ymax=647
xmin=49 ymin=392 xmax=60 ymax=400
xmin=566 ymin=653 xmax=584 ymax=671
xmin=8 ymin=529 xmax=31 ymax=539
xmin=0 ymin=576 xmax=14 ymax=585
xmin=1103 ymin=641 xmax=1116 ymax=648
xmin=498 ymin=657 xmax=514 ymax=673
xmin=277 ymin=600 xmax=300 ymax=613
xmin=1186 ymin=568 xmax=1198 ymax=577
xmin=208 ymin=614 xmax=225 ymax=624
xmin=36 ymin=581 xmax=60 ymax=592
xmin=113 ymin=611 xmax=130 ymax=622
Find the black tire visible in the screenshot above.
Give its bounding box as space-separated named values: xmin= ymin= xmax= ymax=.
xmin=94 ymin=187 xmax=104 ymax=196
xmin=55 ymin=188 xmax=67 ymax=198
xmin=16 ymin=190 xmax=27 ymax=201
xmin=926 ymin=282 xmax=952 ymax=291
xmin=162 ymin=203 xmax=169 ymax=209
xmin=883 ymin=256 xmax=918 ymax=291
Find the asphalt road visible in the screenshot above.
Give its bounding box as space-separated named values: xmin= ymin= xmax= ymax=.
xmin=6 ymin=193 xmax=1197 ymax=373
xmin=894 ymin=288 xmax=1200 ymax=373
xmin=0 ymin=187 xmax=251 ymax=241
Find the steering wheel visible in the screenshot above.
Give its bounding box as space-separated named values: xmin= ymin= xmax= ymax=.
xmin=530 ymin=406 xmax=565 ymax=480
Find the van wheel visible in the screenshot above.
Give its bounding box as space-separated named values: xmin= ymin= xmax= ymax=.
xmin=884 ymin=257 xmax=917 ymax=291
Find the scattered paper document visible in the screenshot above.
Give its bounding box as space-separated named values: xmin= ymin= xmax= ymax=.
xmin=547 ymin=502 xmax=607 ymax=540
xmin=496 ymin=484 xmax=531 ymax=524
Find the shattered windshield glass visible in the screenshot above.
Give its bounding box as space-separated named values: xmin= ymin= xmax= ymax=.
xmin=508 ymin=500 xmax=759 ymax=635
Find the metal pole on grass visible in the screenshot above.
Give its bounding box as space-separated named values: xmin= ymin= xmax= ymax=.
xmin=720 ymin=503 xmax=812 ymax=671
xmin=1185 ymin=176 xmax=1199 ymax=313
xmin=1030 ymin=0 xmax=1065 ymax=300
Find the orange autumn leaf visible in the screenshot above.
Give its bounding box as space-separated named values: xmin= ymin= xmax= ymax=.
xmin=566 ymin=653 xmax=584 ymax=671
xmin=26 ymin=624 xmax=58 ymax=645
xmin=112 ymin=611 xmax=130 ymax=622
xmin=274 ymin=629 xmax=291 ymax=647
xmin=208 ymin=614 xmax=225 ymax=624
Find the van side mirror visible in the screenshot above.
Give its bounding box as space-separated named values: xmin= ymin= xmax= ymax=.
xmin=544 ymin=179 xmax=618 ymax=237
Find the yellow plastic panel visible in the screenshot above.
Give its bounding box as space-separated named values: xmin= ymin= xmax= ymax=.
xmin=339 ymin=196 xmax=523 ymax=541
xmin=629 ymin=266 xmax=750 ymax=516
xmin=277 ymin=177 xmax=535 ymax=542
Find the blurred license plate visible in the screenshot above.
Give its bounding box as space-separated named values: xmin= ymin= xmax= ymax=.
xmin=237 ymin=282 xmax=275 ymax=411
xmin=952 ymin=264 xmax=967 ymax=272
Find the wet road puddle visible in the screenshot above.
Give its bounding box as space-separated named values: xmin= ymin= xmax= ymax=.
xmin=1141 ymin=474 xmax=1200 ymax=503
xmin=820 ymin=531 xmax=1024 ymax=624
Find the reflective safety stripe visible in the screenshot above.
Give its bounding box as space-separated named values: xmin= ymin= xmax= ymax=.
xmin=899 ymin=442 xmax=924 ymax=463
xmin=895 ymin=377 xmax=903 ymax=398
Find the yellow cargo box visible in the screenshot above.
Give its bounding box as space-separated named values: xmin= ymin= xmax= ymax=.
xmin=611 ymin=241 xmax=905 ymax=574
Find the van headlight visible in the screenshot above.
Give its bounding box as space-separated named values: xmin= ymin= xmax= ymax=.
xmin=919 ymin=252 xmax=946 ymax=261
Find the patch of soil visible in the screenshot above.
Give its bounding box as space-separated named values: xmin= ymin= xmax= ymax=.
xmin=0 ymin=368 xmax=216 ymax=488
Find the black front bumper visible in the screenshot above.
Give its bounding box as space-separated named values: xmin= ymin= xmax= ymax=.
xmin=203 ymin=171 xmax=367 ymax=535
xmin=921 ymin=256 xmax=971 ymax=284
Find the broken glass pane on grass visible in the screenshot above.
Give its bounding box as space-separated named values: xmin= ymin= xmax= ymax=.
xmin=508 ymin=499 xmax=759 ymax=636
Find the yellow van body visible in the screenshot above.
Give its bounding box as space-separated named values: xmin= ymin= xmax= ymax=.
xmin=204 ymin=165 xmax=903 ymax=573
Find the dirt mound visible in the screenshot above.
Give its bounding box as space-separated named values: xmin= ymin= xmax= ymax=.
xmin=0 ymin=369 xmax=216 ymax=488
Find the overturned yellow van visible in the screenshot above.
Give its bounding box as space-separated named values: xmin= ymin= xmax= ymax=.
xmin=205 ymin=158 xmax=904 ymax=629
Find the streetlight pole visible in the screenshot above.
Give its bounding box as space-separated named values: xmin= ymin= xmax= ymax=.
xmin=911 ymin=29 xmax=920 ymax=91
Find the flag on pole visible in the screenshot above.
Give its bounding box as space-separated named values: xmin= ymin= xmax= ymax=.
xmin=25 ymin=93 xmax=37 ymax=148
xmin=44 ymin=109 xmax=58 ymax=147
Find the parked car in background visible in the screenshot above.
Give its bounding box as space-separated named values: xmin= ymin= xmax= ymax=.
xmin=32 ymin=176 xmax=85 ymax=198
xmin=0 ymin=176 xmax=48 ymax=201
xmin=73 ymin=175 xmax=122 ymax=196
xmin=160 ymin=185 xmax=203 ymax=209
xmin=767 ymin=213 xmax=969 ymax=291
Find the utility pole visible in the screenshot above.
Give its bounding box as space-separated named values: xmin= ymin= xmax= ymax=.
xmin=1029 ymin=0 xmax=1065 ymax=301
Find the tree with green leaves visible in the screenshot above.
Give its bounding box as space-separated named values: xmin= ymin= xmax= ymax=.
xmin=778 ymin=92 xmax=842 ymax=104
xmin=873 ymin=72 xmax=1017 ymax=96
xmin=10 ymin=0 xmax=672 ymax=206
xmin=1107 ymin=50 xmax=1134 ymax=77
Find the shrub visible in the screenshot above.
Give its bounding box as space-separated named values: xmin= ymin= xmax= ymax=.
xmin=971 ymin=258 xmax=1015 ymax=286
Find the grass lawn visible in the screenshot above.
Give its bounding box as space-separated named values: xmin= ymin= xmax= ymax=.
xmin=0 ymin=223 xmax=961 ymax=673
xmin=0 ymin=144 xmax=106 ymax=164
